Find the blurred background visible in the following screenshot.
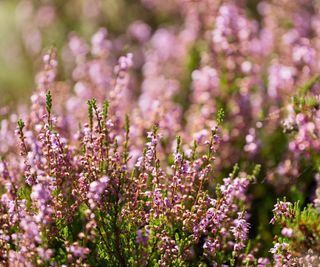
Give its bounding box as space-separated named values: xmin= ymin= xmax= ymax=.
xmin=0 ymin=0 xmax=183 ymax=108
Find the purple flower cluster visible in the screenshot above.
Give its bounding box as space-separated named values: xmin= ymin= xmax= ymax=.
xmin=1 ymin=0 xmax=320 ymax=266
xmin=0 ymin=74 xmax=258 ymax=265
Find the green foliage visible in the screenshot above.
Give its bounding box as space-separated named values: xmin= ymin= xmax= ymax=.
xmin=87 ymin=99 xmax=97 ymax=131
xmin=216 ymin=108 xmax=225 ymax=125
xmin=46 ymin=90 xmax=53 ymax=128
xmin=176 ymin=135 xmax=181 ymax=153
xmin=274 ymin=200 xmax=320 ymax=256
xmin=297 ymin=75 xmax=320 ymax=96
xmin=17 ymin=119 xmax=25 ymax=132
xmin=103 ymin=100 xmax=109 ymax=121
xmin=46 ymin=91 xmax=52 ymax=116
xmin=292 ymin=75 xmax=320 ymax=113
xmin=17 ymin=185 xmax=32 ymax=209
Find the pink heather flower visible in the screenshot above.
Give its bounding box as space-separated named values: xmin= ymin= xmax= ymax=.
xmin=281 ymin=227 xmax=293 ymax=238
xmin=37 ymin=247 xmax=53 ymax=260
xmin=68 ymin=35 xmax=89 ymax=57
xmin=270 ymin=242 xmax=283 ymax=254
xmin=232 ymin=212 xmax=249 ymax=240
xmin=91 ymin=28 xmax=111 ymax=56
xmin=151 ymin=29 xmax=178 ymax=60
xmin=292 ymin=42 xmax=316 ymax=64
xmin=258 ymin=257 xmax=271 ymax=267
xmin=270 ymin=201 xmax=293 ymax=224
xmin=114 ymin=53 xmax=133 ymax=75
xmin=87 ymin=176 xmax=109 ymax=208
xmin=191 ymin=67 xmax=219 ymax=101
xmin=69 ymin=244 xmax=90 ymax=258
xmin=128 ymin=21 xmax=151 ymax=42
xmin=194 ymin=129 xmax=209 ymax=145
xmin=203 ymin=237 xmax=220 ymax=256
xmin=244 ymin=128 xmax=259 ymax=154
xmin=89 ymin=177 xmax=109 ymax=195
xmin=267 ymin=62 xmax=296 ymax=98
xmin=270 ymin=242 xmax=299 ymax=266
xmin=20 ymin=218 xmax=41 ymax=244
xmin=270 ymin=242 xmax=289 ymax=254
xmin=231 ymin=212 xmax=250 ymax=252
xmin=30 ymin=183 xmax=51 ymax=203
xmin=88 ymin=61 xmax=110 ymax=87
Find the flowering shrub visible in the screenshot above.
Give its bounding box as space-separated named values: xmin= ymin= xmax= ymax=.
xmin=1 ymin=0 xmax=320 ymax=266
xmin=0 ymin=83 xmax=255 ymax=266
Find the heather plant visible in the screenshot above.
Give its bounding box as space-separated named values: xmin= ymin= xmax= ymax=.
xmin=269 ymin=199 xmax=320 ymax=266
xmin=1 ymin=0 xmax=320 ymax=266
xmin=0 ymin=86 xmax=258 ymax=266
xmin=1 ymin=50 xmax=319 ymax=266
